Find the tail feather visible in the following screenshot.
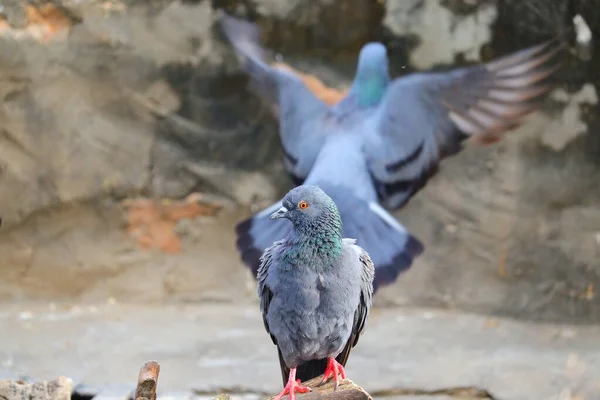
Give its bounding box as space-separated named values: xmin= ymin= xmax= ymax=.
xmin=235 ymin=196 xmax=424 ymax=289
xmin=278 ymin=349 xmax=329 ymax=387
xmin=291 ymin=328 xmax=358 ymax=384
xmin=337 ymin=199 xmax=424 ymax=293
xmin=294 ymin=359 xmax=329 ymax=385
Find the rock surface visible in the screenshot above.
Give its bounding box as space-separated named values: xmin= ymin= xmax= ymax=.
xmin=0 ymin=0 xmax=599 ymax=332
xmin=0 ymin=376 xmax=73 ymax=400
xmin=0 ymin=302 xmax=597 ymax=400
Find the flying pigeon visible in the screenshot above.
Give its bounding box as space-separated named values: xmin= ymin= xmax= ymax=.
xmin=220 ymin=13 xmax=563 ymax=292
xmin=257 ymin=185 xmax=374 ymax=397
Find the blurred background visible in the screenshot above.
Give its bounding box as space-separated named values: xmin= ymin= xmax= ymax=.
xmin=0 ymin=0 xmax=598 ymax=399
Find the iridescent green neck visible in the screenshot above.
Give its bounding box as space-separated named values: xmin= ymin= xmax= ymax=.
xmin=356 ymin=75 xmax=387 ymax=107
xmin=281 ymin=204 xmax=343 ymax=267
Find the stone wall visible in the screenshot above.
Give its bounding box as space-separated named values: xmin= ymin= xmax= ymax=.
xmin=0 ymin=0 xmax=598 ymax=323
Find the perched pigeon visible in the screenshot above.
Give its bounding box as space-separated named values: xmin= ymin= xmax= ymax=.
xmin=220 ymin=13 xmax=563 ymax=292
xmin=257 ymin=185 xmax=374 ymax=397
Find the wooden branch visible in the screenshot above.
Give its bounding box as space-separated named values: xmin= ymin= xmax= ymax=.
xmin=134 ymin=361 xmax=160 ymax=400
xmin=264 ymin=376 xmax=371 ymax=400
xmin=0 ymin=376 xmax=73 ymax=400
xmin=0 ymin=360 xmax=371 ymax=400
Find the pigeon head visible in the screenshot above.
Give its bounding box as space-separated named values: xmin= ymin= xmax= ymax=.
xmin=352 ymin=42 xmax=390 ymax=107
xmin=270 ymin=185 xmax=342 ymax=233
xmin=271 ymin=185 xmax=344 ymax=261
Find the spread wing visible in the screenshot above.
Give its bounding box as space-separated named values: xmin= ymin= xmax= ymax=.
xmin=336 ymin=243 xmax=375 ymax=367
xmin=219 ymin=13 xmax=331 ymax=182
xmin=364 ymin=39 xmax=564 ymax=210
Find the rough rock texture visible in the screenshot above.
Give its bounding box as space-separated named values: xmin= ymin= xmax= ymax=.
xmin=0 ymin=376 xmax=73 ymax=400
xmin=379 ymin=0 xmax=600 ymax=323
xmin=0 ymin=0 xmax=599 ymax=327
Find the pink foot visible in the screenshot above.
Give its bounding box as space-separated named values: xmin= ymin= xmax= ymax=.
xmin=320 ymin=357 xmax=347 ymax=390
xmin=274 ymin=368 xmax=311 ymax=400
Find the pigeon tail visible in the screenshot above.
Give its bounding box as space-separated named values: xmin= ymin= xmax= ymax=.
xmin=327 ymin=190 xmax=424 ymax=293
xmin=278 ymin=351 xmax=332 ymax=387
xmin=292 ymin=350 xmax=349 ymax=384
xmin=294 ymin=358 xmax=329 ymax=385
xmin=235 ymin=193 xmax=424 ymax=292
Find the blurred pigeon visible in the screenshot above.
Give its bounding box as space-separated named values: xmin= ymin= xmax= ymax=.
xmin=257 ymin=185 xmax=374 ymax=396
xmin=220 ymin=13 xmax=563 ymax=292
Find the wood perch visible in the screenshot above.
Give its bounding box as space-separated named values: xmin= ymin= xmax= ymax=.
xmin=215 ymin=375 xmax=371 ymax=400
xmin=0 ymin=360 xmax=370 ymax=400
xmin=0 ymin=376 xmax=72 ymax=400
xmin=132 ymin=359 xmax=370 ymax=400
xmin=265 ymin=376 xmax=371 ymax=400
xmin=134 ymin=361 xmax=160 ymax=400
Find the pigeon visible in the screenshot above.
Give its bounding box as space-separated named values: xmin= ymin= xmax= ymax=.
xmin=257 ymin=185 xmax=374 ymax=397
xmin=220 ymin=13 xmax=564 ymax=292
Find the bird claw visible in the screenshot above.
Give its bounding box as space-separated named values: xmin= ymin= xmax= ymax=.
xmin=273 ymin=375 xmax=311 ymax=400
xmin=320 ymin=358 xmax=347 ymax=390
xmin=296 ymin=379 xmax=312 ymax=390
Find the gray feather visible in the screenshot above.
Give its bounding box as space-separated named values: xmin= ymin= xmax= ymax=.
xmin=219 ymin=13 xmax=332 ymax=181
xmin=363 ymin=39 xmax=564 ymax=209
xmin=230 ymin=13 xmax=562 ymax=294
xmin=256 ymin=186 xmax=374 ymax=386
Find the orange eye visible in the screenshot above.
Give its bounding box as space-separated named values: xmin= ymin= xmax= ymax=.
xmin=298 ymin=201 xmax=309 ymax=210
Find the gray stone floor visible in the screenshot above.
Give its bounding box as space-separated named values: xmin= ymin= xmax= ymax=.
xmin=0 ymin=301 xmax=598 ymax=400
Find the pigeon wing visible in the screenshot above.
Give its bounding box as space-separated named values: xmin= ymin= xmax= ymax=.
xmin=256 ymin=240 xmax=281 ymax=346
xmin=256 ymin=240 xmax=292 ymax=385
xmin=336 ymin=241 xmax=375 ymax=367
xmin=364 ymin=39 xmax=564 ymax=210
xmin=219 ymin=13 xmax=332 ymax=181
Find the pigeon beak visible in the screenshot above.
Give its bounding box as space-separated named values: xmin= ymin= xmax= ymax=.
xmin=269 ymin=206 xmax=289 ymax=220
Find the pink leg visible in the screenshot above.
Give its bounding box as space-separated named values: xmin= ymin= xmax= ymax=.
xmin=320 ymin=357 xmax=347 ymax=390
xmin=273 ymin=368 xmax=312 ymax=400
